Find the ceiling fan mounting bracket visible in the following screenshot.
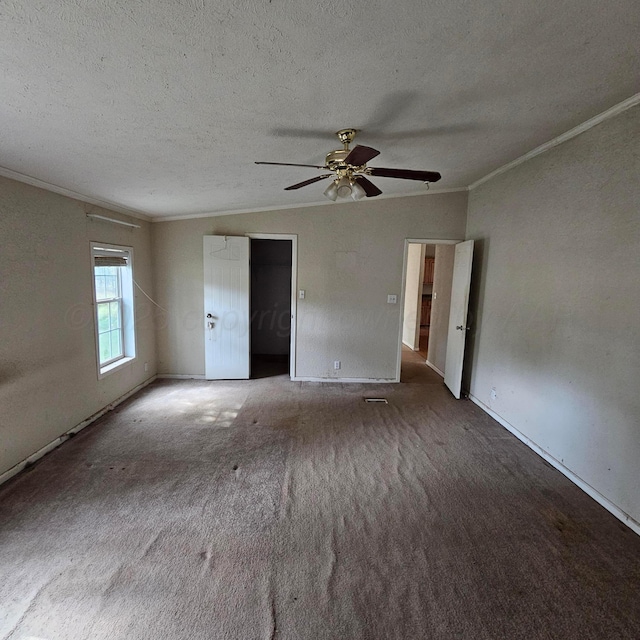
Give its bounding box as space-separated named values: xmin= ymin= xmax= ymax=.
xmin=335 ymin=128 xmax=358 ymax=149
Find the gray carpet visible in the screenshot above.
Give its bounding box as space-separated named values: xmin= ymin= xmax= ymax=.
xmin=1 ymin=349 xmax=639 ymax=639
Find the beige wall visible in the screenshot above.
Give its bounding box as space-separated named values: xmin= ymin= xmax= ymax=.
xmin=427 ymin=244 xmax=455 ymax=374
xmin=466 ymin=105 xmax=640 ymax=526
xmin=0 ymin=177 xmax=156 ymax=477
xmin=402 ymin=243 xmax=425 ymax=350
xmin=152 ymin=193 xmax=467 ymax=380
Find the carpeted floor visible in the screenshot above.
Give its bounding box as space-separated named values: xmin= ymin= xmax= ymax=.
xmin=1 ymin=349 xmax=639 ymax=639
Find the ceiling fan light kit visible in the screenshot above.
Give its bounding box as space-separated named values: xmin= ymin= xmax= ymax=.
xmin=350 ymin=180 xmax=367 ymax=201
xmin=323 ymin=180 xmax=338 ymax=201
xmin=323 ymin=177 xmax=368 ymax=202
xmin=256 ymin=128 xmax=441 ymax=201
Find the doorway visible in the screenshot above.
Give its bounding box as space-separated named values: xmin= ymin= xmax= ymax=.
xmin=402 ymin=243 xmax=436 ymax=359
xmin=398 ymin=238 xmax=474 ymax=397
xmin=250 ymin=238 xmax=293 ymax=378
xmin=398 ymin=239 xmax=458 ymax=382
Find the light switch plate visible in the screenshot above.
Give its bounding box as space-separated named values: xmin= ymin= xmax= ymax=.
xmin=299 ymin=290 xmax=305 ymax=299
xmin=387 ymin=294 xmax=397 ymax=304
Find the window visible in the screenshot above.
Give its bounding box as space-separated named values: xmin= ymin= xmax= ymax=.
xmin=91 ymin=243 xmax=136 ymax=376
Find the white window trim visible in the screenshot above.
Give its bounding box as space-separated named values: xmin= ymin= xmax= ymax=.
xmin=90 ymin=242 xmax=137 ymax=379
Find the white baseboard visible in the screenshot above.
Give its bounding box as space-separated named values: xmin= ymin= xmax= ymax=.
xmin=425 ymin=360 xmax=444 ymax=378
xmin=160 ymin=373 xmax=395 ymax=383
xmin=469 ymin=394 xmax=640 ymax=537
xmin=292 ymin=376 xmax=397 ymax=383
xmin=0 ymin=375 xmax=157 ymax=488
xmin=156 ymin=373 xmax=206 ymax=380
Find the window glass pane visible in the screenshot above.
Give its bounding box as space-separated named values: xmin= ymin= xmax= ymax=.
xmin=111 ymin=330 xmax=122 ymax=359
xmin=97 ymin=302 xmax=110 ymax=333
xmin=99 ymin=332 xmax=112 ymax=364
xmin=95 ymin=275 xmax=106 ymax=300
xmin=105 ymin=275 xmax=118 ymax=299
xmin=109 ymin=301 xmax=121 ymax=330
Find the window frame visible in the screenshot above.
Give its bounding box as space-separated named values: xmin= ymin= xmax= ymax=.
xmin=90 ymin=242 xmax=137 ymax=378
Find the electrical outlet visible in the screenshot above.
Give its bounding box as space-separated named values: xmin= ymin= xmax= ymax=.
xmin=490 ymin=387 xmax=497 ymax=400
xmin=387 ymin=294 xmax=397 ymax=304
xmin=334 ymin=360 xmax=341 ymax=370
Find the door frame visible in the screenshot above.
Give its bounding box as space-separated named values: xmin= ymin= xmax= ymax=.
xmin=245 ymin=233 xmax=298 ymax=380
xmin=395 ymin=238 xmax=462 ymax=382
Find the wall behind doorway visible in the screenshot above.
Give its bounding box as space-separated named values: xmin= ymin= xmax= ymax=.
xmin=152 ymin=191 xmax=468 ymax=380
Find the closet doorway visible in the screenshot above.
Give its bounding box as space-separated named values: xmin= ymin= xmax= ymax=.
xmin=249 ymin=236 xmax=296 ymax=379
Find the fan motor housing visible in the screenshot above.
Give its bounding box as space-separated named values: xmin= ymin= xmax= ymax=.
xmin=325 ymin=149 xmax=350 ymax=170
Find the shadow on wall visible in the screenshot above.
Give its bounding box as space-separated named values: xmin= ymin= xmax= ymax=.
xmin=462 ymin=237 xmax=488 ymax=395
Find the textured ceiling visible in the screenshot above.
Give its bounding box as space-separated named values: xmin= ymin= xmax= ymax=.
xmin=1 ymin=0 xmax=638 ymax=218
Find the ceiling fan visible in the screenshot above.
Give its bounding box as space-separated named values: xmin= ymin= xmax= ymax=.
xmin=255 ymin=128 xmax=441 ymax=201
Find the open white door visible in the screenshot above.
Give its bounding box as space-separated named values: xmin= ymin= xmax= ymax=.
xmin=444 ymin=240 xmax=474 ymax=398
xmin=203 ymin=235 xmax=250 ymax=380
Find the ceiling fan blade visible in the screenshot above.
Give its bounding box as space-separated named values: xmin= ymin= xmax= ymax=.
xmin=284 ymin=174 xmax=333 ymax=190
xmin=354 ymin=176 xmax=382 ymax=197
xmin=255 ymin=161 xmax=328 ymax=169
xmin=368 ymin=167 xmax=441 ymax=182
xmin=344 ymin=145 xmax=380 ymax=166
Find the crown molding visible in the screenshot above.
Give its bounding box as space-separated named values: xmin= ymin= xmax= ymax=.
xmin=469 ymin=92 xmax=640 ymax=191
xmin=0 ymin=165 xmax=152 ymax=222
xmin=0 ymin=159 xmax=466 ymax=223
xmin=152 ymin=187 xmax=469 ymax=223
xmin=3 ymin=92 xmax=637 ymax=219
